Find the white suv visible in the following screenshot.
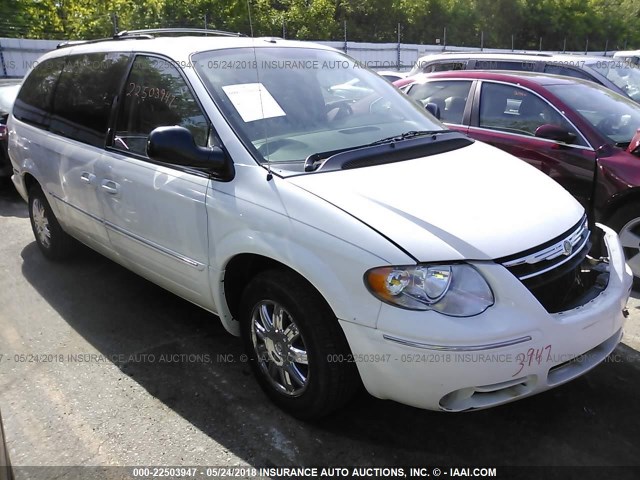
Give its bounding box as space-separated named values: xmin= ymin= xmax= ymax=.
xmin=7 ymin=29 xmax=633 ymax=418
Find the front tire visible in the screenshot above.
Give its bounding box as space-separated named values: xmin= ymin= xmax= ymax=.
xmin=240 ymin=269 xmax=359 ymax=419
xmin=607 ymin=202 xmax=640 ymax=280
xmin=28 ymin=185 xmax=74 ymax=261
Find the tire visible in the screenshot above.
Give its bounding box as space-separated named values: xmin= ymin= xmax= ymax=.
xmin=607 ymin=202 xmax=640 ymax=281
xmin=240 ymin=269 xmax=360 ymax=419
xmin=28 ymin=184 xmax=74 ymax=261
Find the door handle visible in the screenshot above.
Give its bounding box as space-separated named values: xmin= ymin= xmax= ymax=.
xmin=80 ymin=172 xmax=96 ymax=184
xmin=101 ymin=180 xmax=119 ymax=194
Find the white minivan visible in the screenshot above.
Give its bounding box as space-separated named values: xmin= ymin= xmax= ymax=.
xmin=8 ymin=29 xmax=633 ymax=418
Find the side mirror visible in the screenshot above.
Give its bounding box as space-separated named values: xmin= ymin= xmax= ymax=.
xmin=425 ymin=102 xmax=441 ymax=120
xmin=147 ymin=126 xmax=234 ymax=180
xmin=534 ymin=124 xmax=576 ymax=144
xmin=626 ymin=128 xmax=640 ymax=156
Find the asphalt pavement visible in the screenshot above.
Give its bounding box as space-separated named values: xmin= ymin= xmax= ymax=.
xmin=0 ymin=180 xmax=639 ymax=478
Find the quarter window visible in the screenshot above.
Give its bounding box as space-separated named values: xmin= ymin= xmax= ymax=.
xmin=479 ymin=82 xmax=582 ymax=144
xmin=407 ymin=80 xmax=471 ymax=124
xmin=112 ymin=56 xmax=209 ymax=157
xmin=423 ymin=61 xmax=466 ymax=73
xmin=50 ymin=53 xmax=130 ymax=147
xmin=13 ymin=57 xmax=65 ymax=128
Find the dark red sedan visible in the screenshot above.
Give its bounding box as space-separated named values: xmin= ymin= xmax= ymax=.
xmin=395 ymin=70 xmax=640 ymax=280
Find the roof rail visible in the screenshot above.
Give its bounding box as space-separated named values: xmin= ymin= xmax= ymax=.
xmin=427 ymin=51 xmax=553 ymax=57
xmin=116 ymin=28 xmax=246 ymax=38
xmin=57 ymin=27 xmax=246 ymax=49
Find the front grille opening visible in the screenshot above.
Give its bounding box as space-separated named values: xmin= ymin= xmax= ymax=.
xmin=500 ymin=219 xmax=610 ymax=313
xmin=523 ymin=255 xmax=609 ymax=313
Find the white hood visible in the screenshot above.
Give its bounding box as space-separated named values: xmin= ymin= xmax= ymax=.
xmin=287 ymin=141 xmax=584 ymax=261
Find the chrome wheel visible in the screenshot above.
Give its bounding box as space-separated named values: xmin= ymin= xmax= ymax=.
xmin=32 ymin=197 xmax=51 ymax=249
xmin=250 ymin=300 xmax=309 ymax=396
xmin=619 ymin=217 xmax=640 ymax=278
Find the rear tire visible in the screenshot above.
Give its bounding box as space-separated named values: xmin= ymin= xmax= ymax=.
xmin=240 ymin=269 xmax=360 ymax=419
xmin=28 ymin=184 xmax=74 ymax=261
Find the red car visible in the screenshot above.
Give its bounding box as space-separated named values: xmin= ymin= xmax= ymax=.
xmin=395 ymin=71 xmax=640 ymax=280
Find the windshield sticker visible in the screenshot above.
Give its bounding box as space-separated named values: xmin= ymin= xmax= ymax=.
xmin=222 ymin=83 xmax=285 ymax=123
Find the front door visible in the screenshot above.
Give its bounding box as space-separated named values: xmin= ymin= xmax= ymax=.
xmin=468 ymin=81 xmax=597 ymax=210
xmin=98 ymin=55 xmax=215 ymax=309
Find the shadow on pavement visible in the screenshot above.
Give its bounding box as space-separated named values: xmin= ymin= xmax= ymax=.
xmin=18 ymin=241 xmax=640 ymax=469
xmin=0 ymin=180 xmax=27 ymax=219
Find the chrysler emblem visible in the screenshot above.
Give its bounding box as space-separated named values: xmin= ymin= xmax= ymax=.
xmin=562 ymin=240 xmax=573 ymax=256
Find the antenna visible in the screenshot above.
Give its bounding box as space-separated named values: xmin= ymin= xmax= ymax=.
xmin=246 ymin=0 xmax=254 ymax=37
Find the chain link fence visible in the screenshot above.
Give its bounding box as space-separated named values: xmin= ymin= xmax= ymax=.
xmin=0 ymin=35 xmax=612 ymax=78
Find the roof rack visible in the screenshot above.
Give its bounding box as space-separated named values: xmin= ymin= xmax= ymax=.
xmin=57 ymin=27 xmax=246 ymax=49
xmin=429 ymin=51 xmax=553 ymax=57
xmin=116 ymin=28 xmax=246 ymax=38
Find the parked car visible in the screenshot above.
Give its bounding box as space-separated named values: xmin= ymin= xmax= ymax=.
xmin=0 ymin=80 xmax=21 ymax=179
xmin=8 ymin=30 xmax=632 ymax=418
xmin=396 ymin=70 xmax=640 ymax=280
xmin=613 ymin=50 xmax=640 ymax=66
xmin=376 ymin=70 xmax=407 ymax=83
xmin=407 ymin=52 xmax=640 ymax=102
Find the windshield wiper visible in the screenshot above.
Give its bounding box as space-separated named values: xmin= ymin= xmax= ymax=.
xmin=367 ymin=129 xmax=448 ymax=146
xmin=304 ymin=130 xmax=451 ymax=172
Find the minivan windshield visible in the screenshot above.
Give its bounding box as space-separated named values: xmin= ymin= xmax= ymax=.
xmin=547 ymin=82 xmax=640 ymax=146
xmin=193 ymin=47 xmax=445 ymax=171
xmin=585 ymin=61 xmax=640 ymax=102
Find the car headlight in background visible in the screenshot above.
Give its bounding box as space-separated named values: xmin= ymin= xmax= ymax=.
xmin=365 ymin=264 xmax=494 ymax=317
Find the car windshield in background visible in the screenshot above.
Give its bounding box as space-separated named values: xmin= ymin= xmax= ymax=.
xmin=0 ymin=84 xmax=20 ymax=115
xmin=193 ymin=47 xmax=444 ymax=170
xmin=547 ymin=82 xmax=640 ymax=146
xmin=585 ymin=61 xmax=640 ymax=102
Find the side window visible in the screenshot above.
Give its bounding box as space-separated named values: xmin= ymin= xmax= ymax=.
xmin=407 ymin=80 xmax=472 ymax=124
xmin=112 ymin=56 xmax=209 ymax=157
xmin=479 ymin=82 xmax=582 ymax=143
xmin=424 ymin=61 xmax=466 ymax=73
xmin=13 ymin=57 xmax=65 ymax=128
xmin=50 ymin=53 xmax=130 ymax=147
xmin=544 ymin=64 xmax=593 ymax=81
xmin=474 ymin=61 xmax=536 ymax=72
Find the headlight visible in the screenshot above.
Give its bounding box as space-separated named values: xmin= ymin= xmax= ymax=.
xmin=364 ymin=264 xmax=494 ymax=317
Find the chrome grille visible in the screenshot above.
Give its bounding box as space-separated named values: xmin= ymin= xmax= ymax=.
xmin=499 ymin=216 xmax=590 ymax=282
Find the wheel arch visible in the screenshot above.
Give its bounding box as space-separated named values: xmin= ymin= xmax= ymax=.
xmin=600 ymin=187 xmax=640 ymax=224
xmin=221 ymin=253 xmax=337 ymax=335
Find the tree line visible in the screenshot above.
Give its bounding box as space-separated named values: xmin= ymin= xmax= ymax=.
xmin=0 ymin=0 xmax=638 ymax=51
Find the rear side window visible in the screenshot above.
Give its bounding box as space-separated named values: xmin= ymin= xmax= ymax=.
xmin=13 ymin=57 xmax=65 ymax=128
xmin=111 ymin=55 xmax=209 ymax=157
xmin=474 ymin=60 xmax=536 ymax=72
xmin=407 ymin=80 xmax=472 ymax=124
xmin=50 ymin=53 xmax=130 ymax=147
xmin=544 ymin=64 xmax=594 ymax=81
